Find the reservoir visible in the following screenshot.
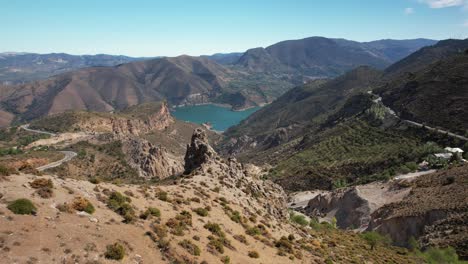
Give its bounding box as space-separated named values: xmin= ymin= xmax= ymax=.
xmin=172 ymin=104 xmax=261 ymax=132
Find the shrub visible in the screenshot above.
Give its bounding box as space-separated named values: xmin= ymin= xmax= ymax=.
xmin=71 ymin=197 xmax=95 ymax=214
xmin=104 ymin=243 xmax=125 ymax=260
xmin=221 ymin=256 xmax=230 ymax=264
xmin=35 ymin=187 xmax=53 ymax=199
xmin=208 ymin=237 xmax=224 ymax=254
xmin=233 ymin=234 xmax=248 ymax=244
xmin=178 ymin=239 xmax=201 ymax=256
xmin=30 ymin=178 xmax=53 ymax=189
xmin=245 ymin=226 xmax=262 ymax=236
xmin=290 ymin=214 xmax=308 ymax=226
xmin=157 ymin=191 xmax=169 ymax=201
xmin=193 ymin=207 xmax=209 ymax=217
xmin=248 ymin=251 xmax=260 ymax=258
xmin=107 ymin=191 xmax=135 ymax=223
xmin=421 ymin=247 xmax=461 ymax=264
xmin=275 ymin=236 xmax=294 ymax=254
xmin=361 ymin=231 xmax=391 ymax=250
xmin=204 ymin=222 xmax=225 ymax=237
xmin=140 ymin=207 xmax=161 ymax=219
xmin=0 ymin=164 xmax=16 ymax=176
xmin=230 ymin=211 xmax=242 ymax=223
xmin=7 ymin=199 xmax=37 ymax=215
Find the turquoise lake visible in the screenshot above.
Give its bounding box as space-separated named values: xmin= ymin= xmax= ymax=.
xmin=171 ymin=104 xmax=261 ymax=132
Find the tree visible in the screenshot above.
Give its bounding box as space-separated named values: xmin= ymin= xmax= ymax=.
xmin=361 ymin=231 xmax=391 ymax=250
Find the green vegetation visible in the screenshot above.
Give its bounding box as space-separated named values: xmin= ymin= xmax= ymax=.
xmin=107 ymin=191 xmax=135 ymax=223
xmin=204 ymin=222 xmax=225 ymax=237
xmin=178 ymin=239 xmax=201 ymax=256
xmin=140 ymin=207 xmax=161 ymax=219
xmin=104 ymin=243 xmax=125 ymax=260
xmin=166 ymin=211 xmax=192 ymax=236
xmin=419 ymin=247 xmax=464 ymax=264
xmin=269 ymin=119 xmax=444 ymax=190
xmin=193 ymin=207 xmax=209 ymax=217
xmin=360 ymin=231 xmax=391 ymax=250
xmin=290 ymin=213 xmax=308 ymax=226
xmin=7 ymin=199 xmax=37 ymax=215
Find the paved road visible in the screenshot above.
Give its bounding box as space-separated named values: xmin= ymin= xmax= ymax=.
xmin=19 ymin=124 xmax=76 ymax=170
xmin=36 ymin=151 xmax=77 ymax=171
xmin=369 ymin=92 xmax=467 ymax=142
xmin=20 ymin=124 xmax=56 ymax=137
xmin=394 ymin=169 xmax=437 ymax=180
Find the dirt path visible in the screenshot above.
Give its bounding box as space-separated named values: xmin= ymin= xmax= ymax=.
xmin=393 ymin=169 xmax=437 ymax=180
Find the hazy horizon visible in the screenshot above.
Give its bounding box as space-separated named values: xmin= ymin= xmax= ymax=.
xmin=1 ymin=0 xmax=468 ymax=57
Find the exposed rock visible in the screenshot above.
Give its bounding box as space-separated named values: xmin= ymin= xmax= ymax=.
xmin=303 ymin=181 xmax=411 ymax=230
xmin=79 ymin=102 xmax=174 ymax=136
xmin=122 ymin=137 xmax=183 ymax=180
xmin=184 ymin=128 xmax=217 ymax=174
xmin=184 ymin=128 xmax=289 ymax=220
xmin=367 ymin=165 xmax=468 ymax=258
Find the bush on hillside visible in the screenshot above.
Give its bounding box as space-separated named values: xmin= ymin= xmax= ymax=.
xmin=7 ymin=199 xmax=37 ymax=215
xmin=104 ymin=243 xmax=125 ymax=260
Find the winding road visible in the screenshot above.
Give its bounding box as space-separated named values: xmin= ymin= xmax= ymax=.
xmin=19 ymin=124 xmax=76 ymax=171
xmin=20 ymin=124 xmax=56 ymax=137
xmin=368 ymin=92 xmax=468 ymax=142
xmin=36 ymin=151 xmax=77 ymax=171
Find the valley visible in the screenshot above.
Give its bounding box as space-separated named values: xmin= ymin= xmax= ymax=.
xmin=0 ymin=31 xmax=466 ymax=263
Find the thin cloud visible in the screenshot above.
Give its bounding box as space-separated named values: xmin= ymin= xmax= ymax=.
xmin=463 ymin=20 xmax=468 ymax=27
xmin=418 ymin=0 xmax=466 ymax=8
xmin=404 ymin=7 xmax=415 ymax=14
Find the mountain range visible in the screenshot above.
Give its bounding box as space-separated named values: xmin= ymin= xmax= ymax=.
xmin=0 ymin=37 xmax=437 ymax=127
xmin=0 ymin=52 xmax=148 ymax=85
xmin=219 ymin=38 xmax=468 ymax=191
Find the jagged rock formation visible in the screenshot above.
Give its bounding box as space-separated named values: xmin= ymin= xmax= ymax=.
xmin=184 ymin=128 xmax=217 ymax=174
xmin=184 ymin=128 xmax=289 ymax=220
xmin=122 ymin=137 xmax=183 ymax=180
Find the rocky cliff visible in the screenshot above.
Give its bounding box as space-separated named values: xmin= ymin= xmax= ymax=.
xmin=184 ymin=128 xmax=289 ymax=220
xmin=71 ymin=102 xmax=174 ymax=136
xmin=122 ymin=137 xmax=183 ymax=180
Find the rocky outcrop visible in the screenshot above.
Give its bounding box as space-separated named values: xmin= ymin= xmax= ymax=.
xmin=184 ymin=128 xmax=289 ymax=220
xmin=75 ymin=102 xmax=174 ymax=136
xmin=183 ymin=128 xmax=217 ymax=174
xmin=122 ymin=137 xmax=183 ymax=180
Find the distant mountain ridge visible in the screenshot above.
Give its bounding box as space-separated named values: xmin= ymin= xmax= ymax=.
xmin=233 ymin=37 xmax=437 ymax=77
xmin=0 ymin=52 xmax=149 ymax=84
xmin=0 ymin=36 xmax=438 ymax=127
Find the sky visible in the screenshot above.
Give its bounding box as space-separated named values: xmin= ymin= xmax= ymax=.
xmin=1 ymin=0 xmax=467 ymax=57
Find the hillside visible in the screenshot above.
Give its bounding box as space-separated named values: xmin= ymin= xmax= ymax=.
xmin=376 ymin=52 xmax=468 ymax=135
xmin=0 ymin=128 xmax=423 ymax=263
xmin=219 ymin=39 xmax=468 ymax=192
xmin=0 ymin=55 xmax=294 ymax=126
xmin=0 ymin=52 xmax=145 ymax=84
xmin=235 ymin=37 xmax=436 ymax=77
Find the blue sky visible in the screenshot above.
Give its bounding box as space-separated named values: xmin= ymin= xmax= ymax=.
xmin=1 ymin=0 xmax=467 ymax=56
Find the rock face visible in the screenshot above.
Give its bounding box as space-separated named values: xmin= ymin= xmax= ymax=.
xmin=184 ymin=128 xmax=289 ymax=220
xmin=183 ymin=128 xmax=217 ymax=174
xmin=122 ymin=137 xmax=183 ymax=180
xmin=367 ymin=165 xmax=468 ymax=258
xmin=303 ymin=181 xmax=411 ymax=230
xmin=76 ymin=102 xmax=174 ymax=136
